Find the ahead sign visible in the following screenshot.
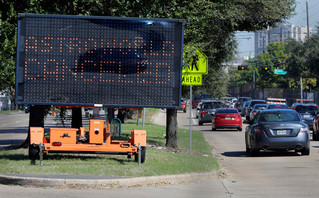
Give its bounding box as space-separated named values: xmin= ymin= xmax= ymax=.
xmin=182 ymin=74 xmax=202 ymax=86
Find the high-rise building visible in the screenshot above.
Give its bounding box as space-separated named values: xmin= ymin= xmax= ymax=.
xmin=254 ymin=23 xmax=311 ymax=56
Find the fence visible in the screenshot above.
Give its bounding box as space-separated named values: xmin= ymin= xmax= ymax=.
xmin=228 ymin=83 xmax=318 ymax=107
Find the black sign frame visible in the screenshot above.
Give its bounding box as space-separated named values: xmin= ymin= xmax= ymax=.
xmin=16 ymin=14 xmax=184 ymax=108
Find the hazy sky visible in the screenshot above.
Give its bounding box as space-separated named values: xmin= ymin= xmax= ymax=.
xmin=236 ymin=0 xmax=319 ymax=57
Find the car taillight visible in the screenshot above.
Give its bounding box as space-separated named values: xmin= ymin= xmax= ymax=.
xmin=253 ymin=111 xmax=257 ymax=115
xmin=300 ymin=127 xmax=308 ymax=133
xmin=201 ymin=111 xmax=207 ymax=114
xmin=236 ymin=102 xmax=240 ymax=104
xmin=255 ymin=128 xmax=264 ymax=134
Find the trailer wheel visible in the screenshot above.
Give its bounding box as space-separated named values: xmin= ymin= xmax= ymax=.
xmin=29 ymin=144 xmax=40 ymax=160
xmin=135 ymin=146 xmax=146 ymax=163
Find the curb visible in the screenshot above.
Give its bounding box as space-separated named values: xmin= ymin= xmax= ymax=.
xmin=0 ymin=171 xmax=218 ymax=188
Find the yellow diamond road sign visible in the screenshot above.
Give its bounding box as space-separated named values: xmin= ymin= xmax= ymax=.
xmin=182 ymin=48 xmax=208 ymax=74
xmin=182 ymin=74 xmax=202 ymax=86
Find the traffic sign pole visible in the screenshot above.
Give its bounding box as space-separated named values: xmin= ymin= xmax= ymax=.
xmin=189 ymin=85 xmax=192 ymax=155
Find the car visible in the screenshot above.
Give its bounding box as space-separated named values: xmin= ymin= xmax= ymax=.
xmin=212 ymin=108 xmax=242 ymax=131
xmin=293 ymin=104 xmax=318 ymax=131
xmin=221 ymin=97 xmax=237 ymax=108
xmin=181 ymin=98 xmax=187 ymax=113
xmin=249 ymin=104 xmax=268 ymax=121
xmin=240 ymin=101 xmax=250 ymax=117
xmin=235 ymin=97 xmax=251 ymax=112
xmin=198 ymin=101 xmax=223 ymax=125
xmin=192 ymin=94 xmax=212 ymax=109
xmin=245 ymin=109 xmax=310 ymax=156
xmin=245 ymin=100 xmax=267 ymax=121
xmin=266 ymin=104 xmax=289 ymax=109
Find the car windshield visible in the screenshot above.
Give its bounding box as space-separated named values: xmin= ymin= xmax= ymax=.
xmin=259 ymin=112 xmax=300 ymax=122
xmin=202 ymin=103 xmax=223 ymax=109
xmin=295 ymin=105 xmax=318 ymax=113
xmin=238 ymin=98 xmax=250 ymax=102
xmin=253 ymin=105 xmax=267 ymax=109
xmin=217 ymin=109 xmax=238 ymax=114
xmin=250 ymin=101 xmax=266 ymax=107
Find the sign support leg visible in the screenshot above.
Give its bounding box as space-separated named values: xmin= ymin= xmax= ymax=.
xmin=189 ymin=85 xmax=192 ymax=155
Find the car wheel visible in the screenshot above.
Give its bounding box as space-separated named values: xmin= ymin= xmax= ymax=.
xmin=134 ymin=146 xmax=146 ymax=163
xmin=237 ymin=127 xmax=242 ymax=132
xmin=250 ymin=148 xmax=259 ymax=156
xmin=301 ymin=147 xmax=310 ymax=156
xmin=199 ymin=121 xmax=203 ymax=126
xmin=246 ymin=146 xmax=250 ymax=154
xmin=183 ymin=109 xmax=186 ymax=113
xmin=212 ymin=127 xmax=216 ymax=131
xmin=313 ymin=131 xmax=317 ymax=141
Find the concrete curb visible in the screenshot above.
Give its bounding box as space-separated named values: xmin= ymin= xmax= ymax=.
xmin=0 ymin=171 xmax=218 ymax=188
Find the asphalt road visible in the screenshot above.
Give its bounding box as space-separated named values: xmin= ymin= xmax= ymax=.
xmin=0 ymin=112 xmax=29 ymax=147
xmin=2 ymin=109 xmax=319 ymax=197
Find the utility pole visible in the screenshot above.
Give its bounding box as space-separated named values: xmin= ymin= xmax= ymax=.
xmin=306 ymin=0 xmax=310 ymax=39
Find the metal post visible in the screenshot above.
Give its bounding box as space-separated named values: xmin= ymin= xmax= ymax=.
xmin=138 ymin=143 xmax=141 ymax=167
xmin=39 ymin=142 xmax=43 ymax=166
xmin=142 ymin=108 xmax=145 ymax=128
xmin=189 ymin=85 xmax=192 ymax=155
xmin=301 ymin=77 xmax=303 ymax=104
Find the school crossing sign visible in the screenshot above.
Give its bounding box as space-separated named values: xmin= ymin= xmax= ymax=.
xmin=182 ymin=47 xmax=208 ymax=86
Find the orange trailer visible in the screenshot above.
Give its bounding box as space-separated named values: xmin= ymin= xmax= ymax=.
xmin=29 ymin=119 xmax=146 ymax=163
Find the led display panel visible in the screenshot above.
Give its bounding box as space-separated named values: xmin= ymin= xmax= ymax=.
xmin=16 ymin=14 xmax=184 ymax=108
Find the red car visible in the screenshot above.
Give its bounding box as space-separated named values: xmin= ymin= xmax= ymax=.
xmin=181 ymin=98 xmax=187 ymax=113
xmin=212 ymin=108 xmax=242 ymax=131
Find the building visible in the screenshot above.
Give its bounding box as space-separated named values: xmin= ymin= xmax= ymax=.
xmin=254 ymin=23 xmax=311 ymax=56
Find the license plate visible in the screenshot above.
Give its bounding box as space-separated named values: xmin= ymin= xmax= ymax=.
xmin=225 ymin=117 xmax=231 ymax=120
xmin=277 ymin=130 xmax=287 ymax=135
xmin=303 ymin=115 xmax=310 ymax=118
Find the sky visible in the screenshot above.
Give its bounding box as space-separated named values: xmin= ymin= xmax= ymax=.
xmin=236 ymin=0 xmax=319 ymax=57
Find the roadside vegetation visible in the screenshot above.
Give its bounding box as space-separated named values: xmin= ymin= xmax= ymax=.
xmin=0 ymin=109 xmax=219 ymax=177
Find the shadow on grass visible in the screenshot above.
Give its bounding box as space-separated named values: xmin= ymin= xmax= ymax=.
xmin=44 ymin=153 xmax=134 ymax=164
xmin=0 ymin=154 xmax=28 ymax=161
xmin=147 ymin=136 xmax=166 ymax=147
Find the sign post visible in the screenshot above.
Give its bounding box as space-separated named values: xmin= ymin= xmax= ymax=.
xmin=182 ymin=48 xmax=208 ymax=155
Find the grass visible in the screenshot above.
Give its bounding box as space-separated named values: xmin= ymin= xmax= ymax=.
xmin=0 ymin=109 xmax=219 ymax=177
xmin=0 ymin=110 xmax=23 ymax=114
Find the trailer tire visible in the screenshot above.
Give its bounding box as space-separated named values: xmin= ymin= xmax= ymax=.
xmin=29 ymin=144 xmax=40 ymax=160
xmin=135 ymin=146 xmax=146 ymax=163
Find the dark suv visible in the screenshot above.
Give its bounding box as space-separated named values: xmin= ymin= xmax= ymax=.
xmin=235 ymin=97 xmax=251 ymax=112
xmin=245 ymin=100 xmax=267 ymax=121
xmin=293 ymin=104 xmax=318 ymax=131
